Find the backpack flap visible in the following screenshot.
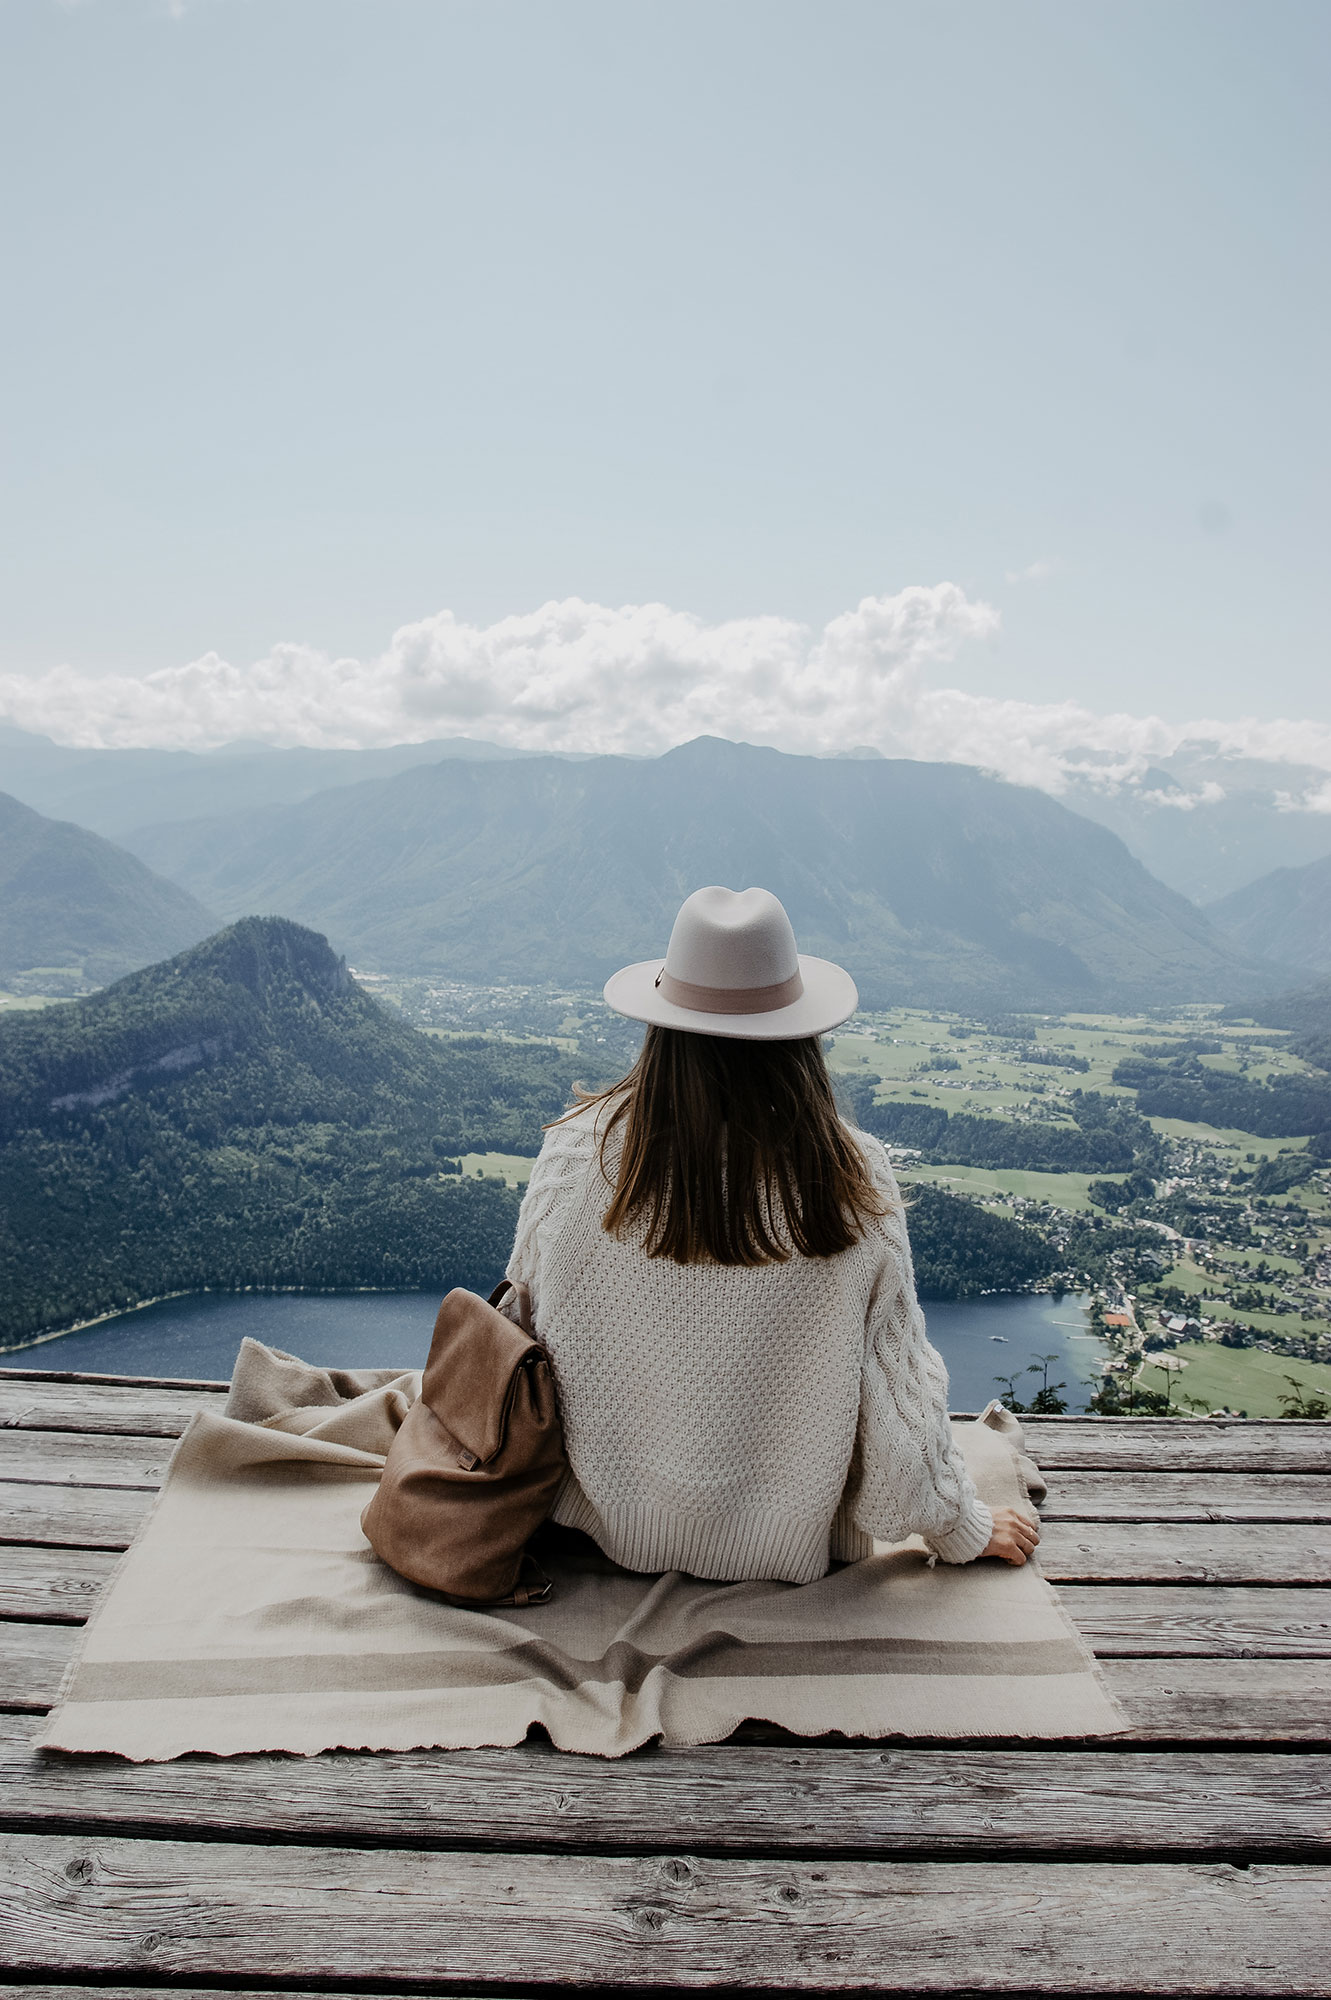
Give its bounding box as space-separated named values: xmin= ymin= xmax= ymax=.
xmin=420 ymin=1287 xmax=546 ymax=1468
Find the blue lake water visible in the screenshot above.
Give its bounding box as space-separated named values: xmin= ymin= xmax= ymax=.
xmin=7 ymin=1289 xmax=1102 ymax=1411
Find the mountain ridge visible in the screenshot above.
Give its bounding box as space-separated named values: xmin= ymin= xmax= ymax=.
xmin=1207 ymin=852 xmax=1331 ymax=977
xmin=124 ymin=735 xmax=1281 ymax=1011
xmin=0 ymin=726 xmax=590 ymax=844
xmin=0 ymin=789 xmax=216 ymax=988
xmin=5 ymin=724 xmax=1330 ymax=902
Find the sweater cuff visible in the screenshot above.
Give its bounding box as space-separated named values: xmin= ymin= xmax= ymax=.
xmin=923 ymin=1500 xmax=993 ymax=1566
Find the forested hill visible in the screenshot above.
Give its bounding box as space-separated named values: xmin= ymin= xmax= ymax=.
xmin=0 ymin=918 xmax=589 ymax=1347
xmin=1229 ymin=979 xmax=1331 ymax=1076
xmin=0 ymin=789 xmax=214 ymax=988
xmin=1208 ymin=852 xmax=1331 ymax=979
xmin=125 ymin=736 xmax=1276 ymax=1012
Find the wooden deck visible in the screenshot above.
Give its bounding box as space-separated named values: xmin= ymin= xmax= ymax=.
xmin=0 ymin=1367 xmax=1328 ymax=1997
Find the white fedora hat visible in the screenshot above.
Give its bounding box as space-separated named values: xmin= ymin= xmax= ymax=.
xmin=603 ymin=886 xmax=859 ymax=1042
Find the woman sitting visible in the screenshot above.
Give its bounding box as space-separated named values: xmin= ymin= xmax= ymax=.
xmin=507 ymin=885 xmax=1037 ymax=1584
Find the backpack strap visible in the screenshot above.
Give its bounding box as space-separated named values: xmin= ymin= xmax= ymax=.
xmin=488 ymin=1277 xmax=534 ymax=1335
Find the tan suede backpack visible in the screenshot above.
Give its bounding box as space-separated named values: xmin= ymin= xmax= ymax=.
xmin=360 ymin=1280 xmax=567 ymax=1607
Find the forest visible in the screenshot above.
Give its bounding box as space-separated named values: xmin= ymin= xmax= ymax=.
xmin=843 ymin=1083 xmax=1156 ymax=1174
xmin=1111 ymin=1050 xmax=1331 ymax=1138
xmin=899 ymin=1186 xmax=1054 ymax=1299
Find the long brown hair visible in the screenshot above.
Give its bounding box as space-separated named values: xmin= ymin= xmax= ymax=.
xmin=567 ymin=1026 xmax=891 ymax=1266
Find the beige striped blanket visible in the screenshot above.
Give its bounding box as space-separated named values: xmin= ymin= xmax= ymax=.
xmin=39 ymin=1338 xmax=1126 ymax=1760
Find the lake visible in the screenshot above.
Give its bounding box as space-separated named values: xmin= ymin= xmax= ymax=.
xmin=6 ymin=1289 xmax=1102 ymax=1411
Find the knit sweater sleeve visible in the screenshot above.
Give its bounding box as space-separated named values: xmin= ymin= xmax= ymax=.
xmin=505 ymin=1106 xmax=603 ymax=1322
xmin=846 ymin=1143 xmax=994 ymax=1564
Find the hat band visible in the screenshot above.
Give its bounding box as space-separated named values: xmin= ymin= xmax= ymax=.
xmin=656 ymin=966 xmax=805 ymax=1015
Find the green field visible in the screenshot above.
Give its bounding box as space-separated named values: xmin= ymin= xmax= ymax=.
xmin=900 ymin=1163 xmax=1101 ymax=1212
xmin=455 ymin=1151 xmax=539 ymax=1188
xmin=1145 ymin=1117 xmax=1293 ymax=1157
xmin=424 ymin=1026 xmax=579 ymax=1053
xmin=1140 ymin=1341 xmax=1331 ymax=1418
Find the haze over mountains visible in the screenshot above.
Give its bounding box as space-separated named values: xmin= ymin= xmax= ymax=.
xmin=0 ymin=727 xmax=1319 ymax=1007
xmin=2 ymin=724 xmax=1328 ymax=905
xmin=0 ymin=726 xmax=539 ymax=844
xmin=1208 ymin=853 xmax=1331 ymax=978
xmin=0 ymin=790 xmax=214 ymax=989
xmin=1063 ymin=752 xmax=1331 ymax=905
xmin=119 ymin=736 xmax=1276 ymax=1012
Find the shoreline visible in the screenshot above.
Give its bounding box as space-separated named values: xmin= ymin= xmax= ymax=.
xmin=0 ymin=1284 xmax=424 ymax=1356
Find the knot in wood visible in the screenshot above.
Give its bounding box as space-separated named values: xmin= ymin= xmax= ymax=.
xmin=660 ymin=1856 xmax=694 ymax=1886
xmin=64 ymin=1856 xmax=95 ymax=1884
xmin=774 ymin=1881 xmax=805 ymax=1907
xmin=630 ymin=1903 xmax=668 ymax=1934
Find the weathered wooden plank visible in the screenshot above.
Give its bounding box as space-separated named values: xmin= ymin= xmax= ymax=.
xmin=0 ymin=1992 xmax=443 ymax=2000
xmin=2 ymin=1834 xmax=1327 ymax=1993
xmin=0 ymin=1992 xmax=454 ymax=2000
xmin=0 ymin=1432 xmax=175 ymax=1490
xmin=1058 ymin=1585 xmax=1331 ymax=1656
xmin=0 ymin=1549 xmax=118 ymax=1623
xmin=0 ymin=1367 xmax=229 ymax=1390
xmin=7 ymin=1471 xmax=1331 ymax=1569
xmin=0 ymin=1379 xmax=221 ymax=1439
xmin=1038 ymin=1521 xmax=1331 ymax=1585
xmin=0 ymin=1710 xmax=1323 ymax=1855
xmin=4 ymin=1378 xmax=1328 ymax=1471
xmin=1098 ymin=1657 xmax=1331 ymax=1743
xmin=3 ymin=1526 xmax=1328 ymax=1650
xmin=0 ymin=1620 xmax=76 ymax=1709
xmin=1041 ymin=1471 xmax=1331 ymax=1523
xmin=1008 ymin=1422 xmax=1331 ymax=1473
xmin=0 ymin=1483 xmax=152 ymax=1551
xmin=7 ymin=1480 xmax=1327 ymax=1585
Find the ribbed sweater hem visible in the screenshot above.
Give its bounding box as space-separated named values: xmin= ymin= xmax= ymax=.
xmin=922 ymin=1500 xmax=994 ymax=1565
xmin=553 ymin=1483 xmax=835 ymax=1586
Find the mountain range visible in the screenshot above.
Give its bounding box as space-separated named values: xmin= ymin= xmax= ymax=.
xmin=0 ymin=790 xmax=214 ymax=990
xmin=120 ymin=736 xmax=1277 ymax=1011
xmin=0 ymin=725 xmax=537 ymax=844
xmin=1207 ymin=852 xmax=1331 ymax=977
xmin=2 ymin=724 xmax=1329 ymax=905
xmin=1063 ymin=751 xmax=1331 ymax=905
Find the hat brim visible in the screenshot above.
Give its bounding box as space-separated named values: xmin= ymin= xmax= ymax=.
xmin=602 ymin=954 xmax=859 ymax=1042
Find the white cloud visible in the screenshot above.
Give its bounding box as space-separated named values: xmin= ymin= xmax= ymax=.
xmin=1004 ymin=559 xmax=1055 ymax=584
xmin=1139 ymin=780 xmax=1227 ymax=812
xmin=1276 ymin=780 xmax=1331 ymax=815
xmin=2 ymin=584 xmax=1329 ymax=802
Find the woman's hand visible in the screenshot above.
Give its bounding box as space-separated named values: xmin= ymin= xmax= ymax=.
xmin=982 ymin=1506 xmax=1040 ymax=1565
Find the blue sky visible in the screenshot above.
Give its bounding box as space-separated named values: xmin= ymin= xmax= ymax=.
xmin=0 ymin=0 xmax=1326 ymax=757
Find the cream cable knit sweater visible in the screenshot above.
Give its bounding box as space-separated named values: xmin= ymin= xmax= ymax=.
xmin=506 ymin=1104 xmax=993 ymax=1585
